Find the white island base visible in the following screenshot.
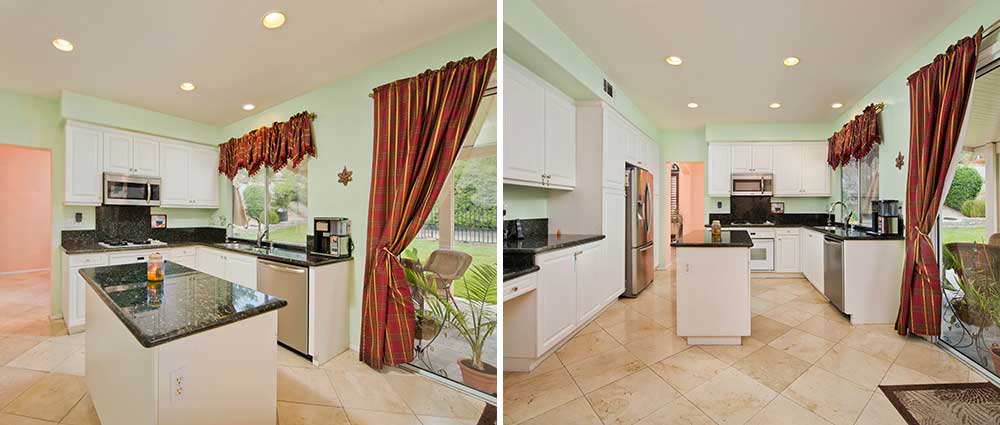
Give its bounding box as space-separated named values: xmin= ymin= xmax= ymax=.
xmin=675 ymin=240 xmax=751 ymax=346
xmin=86 ymin=285 xmax=279 ymax=425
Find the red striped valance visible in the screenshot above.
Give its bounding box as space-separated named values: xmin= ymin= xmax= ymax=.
xmin=218 ymin=111 xmax=316 ymax=179
xmin=827 ymin=103 xmax=883 ymax=169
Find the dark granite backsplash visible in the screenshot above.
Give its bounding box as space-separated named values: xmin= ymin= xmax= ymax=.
xmin=96 ymin=205 xmax=151 ymax=241
xmin=708 ymin=212 xmax=833 ymax=226
xmin=503 ymin=218 xmax=548 ymax=240
xmin=63 ymin=227 xmax=226 ymax=245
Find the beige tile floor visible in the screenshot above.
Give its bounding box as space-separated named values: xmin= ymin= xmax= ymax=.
xmin=504 ymin=269 xmax=993 ymax=425
xmin=0 ymin=271 xmax=485 ymax=425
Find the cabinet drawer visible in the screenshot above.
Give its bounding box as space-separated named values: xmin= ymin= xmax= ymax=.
xmin=776 ymin=228 xmax=799 ymax=236
xmin=171 ymin=246 xmax=197 ymax=257
xmin=503 ymin=273 xmax=538 ymax=302
xmin=68 ymin=254 xmax=108 ymax=267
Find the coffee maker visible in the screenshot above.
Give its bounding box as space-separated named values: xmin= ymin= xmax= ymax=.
xmin=871 ymin=200 xmax=901 ymax=235
xmin=312 ymin=217 xmax=353 ymax=258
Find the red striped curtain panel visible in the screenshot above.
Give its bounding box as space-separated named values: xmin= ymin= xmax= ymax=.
xmin=360 ymin=49 xmax=497 ymax=368
xmin=896 ymin=29 xmax=982 ymax=337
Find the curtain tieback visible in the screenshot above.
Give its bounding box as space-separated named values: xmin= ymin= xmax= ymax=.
xmin=382 ymin=247 xmax=408 ymax=306
xmin=909 ymin=227 xmax=935 ymax=277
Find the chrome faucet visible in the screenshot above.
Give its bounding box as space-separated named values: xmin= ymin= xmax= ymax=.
xmin=827 ymin=201 xmax=854 ymax=229
xmin=256 ymin=224 xmax=269 ymax=248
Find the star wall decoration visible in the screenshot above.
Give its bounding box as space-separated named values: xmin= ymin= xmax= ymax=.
xmin=895 ymin=151 xmax=905 ymax=169
xmin=338 ymin=166 xmax=353 ymax=186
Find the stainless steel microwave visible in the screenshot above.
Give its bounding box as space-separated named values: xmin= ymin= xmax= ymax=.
xmin=731 ymin=173 xmax=773 ymax=196
xmin=103 ymin=173 xmax=161 ymax=206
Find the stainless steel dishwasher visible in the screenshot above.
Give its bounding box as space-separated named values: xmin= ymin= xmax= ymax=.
xmin=823 ymin=236 xmax=846 ymax=313
xmin=257 ymin=259 xmax=309 ymax=356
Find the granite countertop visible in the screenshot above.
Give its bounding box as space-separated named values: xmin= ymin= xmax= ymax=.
xmin=79 ymin=261 xmax=287 ymax=348
xmin=61 ymin=240 xmax=353 ymax=267
xmin=709 ymin=223 xmax=905 ymax=241
xmin=503 ymin=265 xmax=540 ymax=282
xmin=502 ymin=234 xmax=606 ymax=254
xmin=672 ymin=230 xmax=754 ymax=248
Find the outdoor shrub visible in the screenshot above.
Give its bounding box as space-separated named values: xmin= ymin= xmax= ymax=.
xmin=961 ymin=198 xmax=987 ymax=218
xmin=945 ymin=166 xmax=983 ymax=210
xmin=243 ymin=185 xmax=280 ymax=224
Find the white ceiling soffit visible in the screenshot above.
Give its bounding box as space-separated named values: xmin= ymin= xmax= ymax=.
xmin=1 ymin=0 xmax=495 ymax=125
xmin=533 ymin=0 xmax=975 ymax=129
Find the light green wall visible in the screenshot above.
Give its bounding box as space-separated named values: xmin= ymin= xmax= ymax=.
xmin=220 ymin=20 xmax=496 ymax=348
xmin=503 ymin=184 xmax=549 ymax=219
xmin=61 ymin=91 xmax=221 ymax=145
xmin=704 ymin=123 xmax=831 ymax=142
xmin=832 ymin=0 xmax=1000 ymax=205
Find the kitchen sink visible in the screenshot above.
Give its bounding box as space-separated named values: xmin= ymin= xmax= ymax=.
xmin=216 ymin=242 xmax=259 ymax=251
xmin=814 ymin=226 xmax=846 ymax=231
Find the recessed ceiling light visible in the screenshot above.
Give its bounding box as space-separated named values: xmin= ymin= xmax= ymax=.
xmin=687 ymin=102 xmax=699 ymax=109
xmin=242 ymin=104 xmax=256 ymax=111
xmin=179 ymin=82 xmax=196 ymax=91
xmin=769 ymin=102 xmax=782 ymax=109
xmin=831 ymin=102 xmax=843 ymax=109
xmin=665 ymin=56 xmax=683 ymax=66
xmin=52 ymin=38 xmax=74 ymax=52
xmin=783 ymin=56 xmax=800 ymax=67
xmin=262 ymin=11 xmax=286 ymax=29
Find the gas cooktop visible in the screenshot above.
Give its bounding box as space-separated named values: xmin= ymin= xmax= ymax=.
xmin=729 ymin=221 xmax=775 ymax=226
xmin=97 ymin=239 xmax=167 ymax=249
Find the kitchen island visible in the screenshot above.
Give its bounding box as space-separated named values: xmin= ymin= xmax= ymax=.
xmin=672 ymin=230 xmax=753 ymax=345
xmin=80 ymin=261 xmax=287 ymax=425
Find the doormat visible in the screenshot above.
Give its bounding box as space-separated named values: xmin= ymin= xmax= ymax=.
xmin=879 ymin=383 xmax=1000 ymax=424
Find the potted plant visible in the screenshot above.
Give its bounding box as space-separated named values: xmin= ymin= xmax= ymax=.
xmin=400 ymin=249 xmax=444 ymax=341
xmin=410 ymin=263 xmax=498 ymax=394
xmin=943 ymin=245 xmax=994 ymax=327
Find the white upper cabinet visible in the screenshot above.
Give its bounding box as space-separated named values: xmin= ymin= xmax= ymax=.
xmin=131 ymin=136 xmax=160 ymax=176
xmin=750 ymin=145 xmax=772 ymax=173
xmin=159 ymin=143 xmax=191 ymax=206
xmin=103 ymin=132 xmax=133 ymax=174
xmin=503 ymin=59 xmax=546 ymax=184
xmin=65 ymin=121 xmax=218 ymax=207
xmin=65 ymin=125 xmax=104 ymax=205
xmin=160 ymin=142 xmax=220 ymax=208
xmin=102 ymin=131 xmax=159 ymax=176
xmin=770 ymin=142 xmax=830 ymax=196
xmin=772 ymin=144 xmax=803 ymax=195
xmin=801 ymin=143 xmax=832 ymax=195
xmin=503 ymin=57 xmax=576 ymax=189
xmin=712 ymin=141 xmax=830 ymax=197
xmin=707 ymin=144 xmax=732 ymax=196
xmin=731 ymin=144 xmax=752 ymax=173
xmin=602 ymin=109 xmax=628 ymax=189
xmin=187 ymin=146 xmax=220 ymax=207
xmin=543 ymin=88 xmax=576 ymax=188
xmin=731 ymin=144 xmax=771 ymax=173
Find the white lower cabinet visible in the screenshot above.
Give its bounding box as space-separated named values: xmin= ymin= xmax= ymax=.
xmin=62 ymin=253 xmax=109 ymax=333
xmin=196 ymin=247 xmax=257 ymax=290
xmin=800 ymin=229 xmax=825 ymax=293
xmin=775 ymin=229 xmax=800 ymax=273
xmin=536 ymin=248 xmax=578 ymax=353
xmin=504 ymin=240 xmax=614 ymax=372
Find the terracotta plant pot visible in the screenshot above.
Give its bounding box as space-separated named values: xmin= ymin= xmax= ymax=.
xmin=952 ymin=299 xmax=992 ymax=328
xmin=457 ymin=358 xmax=497 ymax=394
xmin=991 ymin=344 xmax=1000 ymax=376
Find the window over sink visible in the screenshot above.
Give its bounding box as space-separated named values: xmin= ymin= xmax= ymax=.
xmin=840 ymin=148 xmax=879 ymax=226
xmin=231 ymin=160 xmax=309 ymax=245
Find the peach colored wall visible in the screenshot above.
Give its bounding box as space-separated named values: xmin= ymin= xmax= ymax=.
xmin=678 ymin=162 xmax=705 ymax=236
xmin=0 ymin=144 xmax=52 ymax=273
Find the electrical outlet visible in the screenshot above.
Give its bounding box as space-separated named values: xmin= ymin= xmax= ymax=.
xmin=170 ymin=367 xmax=186 ymax=404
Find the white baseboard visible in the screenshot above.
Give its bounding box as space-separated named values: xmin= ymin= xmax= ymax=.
xmin=0 ymin=268 xmax=50 ymax=276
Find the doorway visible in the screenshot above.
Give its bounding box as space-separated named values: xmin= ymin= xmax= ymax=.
xmin=0 ymin=144 xmax=53 ymax=334
xmin=664 ymin=161 xmax=705 ymax=266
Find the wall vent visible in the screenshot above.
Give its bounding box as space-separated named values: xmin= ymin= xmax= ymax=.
xmin=603 ymin=79 xmax=614 ymax=98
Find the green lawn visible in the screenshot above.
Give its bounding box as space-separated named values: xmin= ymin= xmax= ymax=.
xmin=406 ymin=239 xmax=498 ymax=304
xmin=940 ymin=226 xmax=986 ymax=246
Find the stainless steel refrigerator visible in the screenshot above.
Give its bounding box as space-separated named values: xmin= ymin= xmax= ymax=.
xmin=625 ymin=165 xmax=654 ymax=297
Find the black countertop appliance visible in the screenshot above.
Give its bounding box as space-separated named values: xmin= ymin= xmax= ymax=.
xmin=871 ymin=200 xmax=901 ymax=235
xmin=312 ymin=217 xmax=353 ymax=258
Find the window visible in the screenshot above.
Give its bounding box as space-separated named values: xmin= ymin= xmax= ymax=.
xmin=840 ymin=149 xmax=879 ymax=226
xmin=231 ymin=160 xmax=309 ymax=244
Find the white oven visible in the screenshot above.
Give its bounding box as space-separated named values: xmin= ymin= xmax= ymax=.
xmin=727 ymin=227 xmax=775 ymax=271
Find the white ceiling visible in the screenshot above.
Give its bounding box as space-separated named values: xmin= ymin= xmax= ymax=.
xmin=533 ymin=0 xmax=976 ymax=129
xmin=1 ymin=0 xmax=495 ymax=125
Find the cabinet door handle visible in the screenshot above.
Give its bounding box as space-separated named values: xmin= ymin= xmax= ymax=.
xmin=512 ymin=286 xmax=518 ymax=292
